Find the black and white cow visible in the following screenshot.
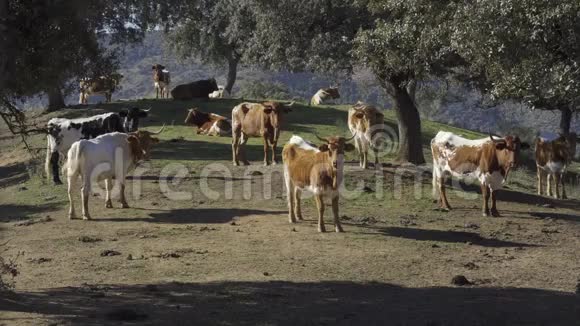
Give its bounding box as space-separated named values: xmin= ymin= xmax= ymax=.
xmin=45 ymin=108 xmax=150 ymax=184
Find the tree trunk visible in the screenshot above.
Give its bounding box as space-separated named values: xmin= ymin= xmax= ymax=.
xmin=46 ymin=87 xmax=65 ymax=112
xmin=559 ymin=108 xmax=572 ymax=136
xmin=390 ymin=82 xmax=426 ymax=164
xmin=224 ymin=58 xmax=238 ymax=95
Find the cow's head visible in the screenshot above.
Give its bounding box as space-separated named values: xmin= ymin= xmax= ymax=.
xmin=130 ymin=125 xmax=164 ymax=160
xmin=490 ymin=134 xmax=530 ymax=171
xmin=152 ymin=64 xmax=166 ymax=81
xmin=208 ymin=78 xmax=218 ymax=92
xmin=352 ymin=105 xmax=384 ymax=131
xmin=315 ymin=134 xmax=355 ymax=188
xmin=120 ymin=107 xmax=150 ymax=132
xmin=326 ymin=87 xmax=340 ymax=99
xmin=127 ymin=135 xmax=145 ymax=163
xmin=184 ymin=108 xmax=208 ymax=126
xmin=262 ymin=101 xmax=293 ymax=127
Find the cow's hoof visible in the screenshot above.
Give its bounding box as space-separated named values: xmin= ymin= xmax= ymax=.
xmin=233 ymin=162 xmax=240 ymax=166
xmin=272 ymin=161 xmax=278 ymax=165
xmin=482 ymin=210 xmax=490 ymax=217
xmin=243 ymin=161 xmax=250 ymax=166
xmin=297 ymin=216 xmax=303 ymax=221
xmin=121 ymin=203 xmax=130 ymax=209
xmin=562 ymin=195 xmax=568 ymax=199
xmin=82 ymin=215 xmax=91 ymax=220
xmin=105 ymin=200 xmax=113 ymax=208
xmin=335 ymin=227 xmax=344 ymax=233
xmin=54 ymin=180 xmax=63 ymax=185
xmin=68 ymin=214 xmax=76 ymax=220
xmin=491 ymin=210 xmax=500 ymax=217
xmin=318 ymin=227 xmax=326 ymax=233
xmin=263 ymin=162 xmax=269 ymax=166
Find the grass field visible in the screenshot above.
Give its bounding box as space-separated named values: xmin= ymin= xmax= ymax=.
xmin=1 ymin=98 xmax=579 ymax=325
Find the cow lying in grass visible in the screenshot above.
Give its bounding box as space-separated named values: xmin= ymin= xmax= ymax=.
xmin=65 ymin=132 xmax=155 ymax=220
xmin=184 ymin=108 xmax=231 ymax=136
xmin=283 ymin=134 xmax=355 ymax=232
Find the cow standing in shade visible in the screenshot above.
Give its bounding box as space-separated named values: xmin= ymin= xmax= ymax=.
xmin=283 ymin=135 xmax=355 ymax=232
xmin=65 ymin=132 xmax=149 ymax=220
xmin=535 ymin=132 xmax=577 ymax=199
xmin=45 ymin=108 xmax=149 ymax=184
xmin=184 ymin=108 xmax=231 ymax=136
xmin=171 ymin=78 xmax=218 ymax=100
xmin=431 ymin=131 xmax=529 ymax=217
xmin=231 ymin=101 xmax=293 ymax=166
xmin=348 ymin=102 xmax=385 ymax=169
xmin=152 ymin=64 xmax=171 ymax=99
xmin=310 ymin=87 xmax=340 ymax=106
xmin=79 ymin=74 xmax=122 ymax=104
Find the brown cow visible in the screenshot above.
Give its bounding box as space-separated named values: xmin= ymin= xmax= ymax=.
xmin=184 ymin=108 xmax=231 ymax=136
xmin=535 ymin=132 xmax=577 ymax=199
xmin=152 ymin=64 xmax=171 ymax=99
xmin=79 ymin=74 xmax=122 ymax=104
xmin=348 ymin=102 xmax=385 ymax=168
xmin=431 ymin=131 xmax=529 ymax=217
xmin=282 ymin=134 xmax=355 ymax=232
xmin=129 ymin=125 xmax=165 ymax=160
xmin=231 ymin=101 xmax=293 ymax=166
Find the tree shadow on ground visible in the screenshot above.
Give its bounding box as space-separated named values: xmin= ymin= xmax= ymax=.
xmin=1 ymin=281 xmax=577 ymax=325
xmin=0 ymin=163 xmax=29 ymax=189
xmin=373 ymin=226 xmax=536 ymax=248
xmin=95 ymin=208 xmax=285 ymax=224
xmin=0 ymin=203 xmax=63 ymax=223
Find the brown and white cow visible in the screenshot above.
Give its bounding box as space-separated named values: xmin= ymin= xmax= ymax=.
xmin=348 ymin=102 xmax=385 ymax=168
xmin=431 ymin=131 xmax=529 ymax=217
xmin=184 ymin=108 xmax=231 ymax=136
xmin=310 ymin=87 xmax=340 ymax=106
xmin=152 ymin=64 xmax=171 ymax=99
xmin=231 ymin=101 xmax=293 ymax=166
xmin=283 ymin=135 xmax=355 ymax=232
xmin=79 ymin=74 xmax=122 ymax=104
xmin=535 ymin=132 xmax=577 ymax=199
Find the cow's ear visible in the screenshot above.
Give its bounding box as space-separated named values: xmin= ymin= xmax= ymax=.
xmin=138 ymin=110 xmax=148 ymax=118
xmin=520 ymin=142 xmax=530 ymax=150
xmin=355 ymin=112 xmax=364 ymax=119
xmin=344 ymin=143 xmax=355 ymax=152
xmin=152 ymin=65 xmax=156 ymax=70
xmin=241 ymin=104 xmax=250 ymax=114
xmin=318 ymin=144 xmax=329 ymax=152
xmin=119 ymin=110 xmax=128 ymax=117
xmin=495 ymin=142 xmax=507 ymax=150
xmin=263 ymin=106 xmax=273 ymax=114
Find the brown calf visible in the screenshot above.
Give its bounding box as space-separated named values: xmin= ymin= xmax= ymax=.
xmin=152 ymin=64 xmax=171 ymax=99
xmin=535 ymin=132 xmax=577 ymax=199
xmin=184 ymin=108 xmax=231 ymax=136
xmin=231 ymin=101 xmax=293 ymax=166
xmin=431 ymin=131 xmax=529 ymax=217
xmin=282 ymin=134 xmax=355 ymax=232
xmin=348 ymin=103 xmax=385 ymax=168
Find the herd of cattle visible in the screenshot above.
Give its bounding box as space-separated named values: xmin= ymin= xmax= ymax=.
xmin=46 ymin=66 xmax=579 ymax=231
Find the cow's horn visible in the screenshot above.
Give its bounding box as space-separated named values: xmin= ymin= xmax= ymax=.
xmin=489 ymin=133 xmax=503 ymax=143
xmin=151 ymin=124 xmax=166 ymax=135
xmin=314 ymin=133 xmax=327 ymax=143
xmin=285 ymin=101 xmax=295 ymax=107
xmin=144 ymin=107 xmax=152 ymax=112
xmin=344 ymin=133 xmax=356 ymax=142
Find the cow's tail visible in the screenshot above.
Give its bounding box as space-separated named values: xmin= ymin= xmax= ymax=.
xmin=45 ymin=136 xmax=52 ymax=180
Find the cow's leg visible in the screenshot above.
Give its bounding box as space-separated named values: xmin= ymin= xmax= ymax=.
xmin=81 ymin=181 xmax=91 ymax=220
xmin=50 ymin=152 xmax=62 ymax=184
xmin=271 ymin=137 xmax=278 ymax=165
xmin=67 ymin=175 xmax=76 ymax=219
xmin=373 ymin=148 xmax=379 ymax=168
xmin=553 ymin=173 xmax=561 ymax=199
xmin=105 ymin=178 xmax=113 ymax=208
xmin=262 ymin=135 xmax=270 ymax=166
xmin=536 ymin=167 xmax=542 ymax=195
xmin=546 ymin=173 xmax=553 ymax=197
xmin=332 ymin=196 xmax=343 ymax=233
xmin=439 ymin=176 xmax=451 ymax=210
xmin=490 ymin=190 xmax=500 ymax=217
xmin=362 ymin=150 xmax=368 ymax=169
xmin=315 ymin=194 xmax=326 ymax=232
xmin=294 ymin=188 xmax=303 ymax=220
xmin=561 ymin=173 xmax=567 ymax=199
xmin=481 ymin=184 xmax=490 ymax=217
xmin=232 ymin=130 xmax=240 ymax=166
xmin=286 ymin=176 xmax=296 ymax=223
xmin=120 ymin=182 xmax=129 ymax=208
xmin=156 ymin=87 xmax=159 ymax=99
xmin=240 ymin=135 xmax=250 ymax=165
xmin=106 ymin=92 xmax=111 ymax=103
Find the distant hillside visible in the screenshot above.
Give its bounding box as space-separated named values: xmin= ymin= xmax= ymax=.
xmin=28 ymin=31 xmax=579 ymax=138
